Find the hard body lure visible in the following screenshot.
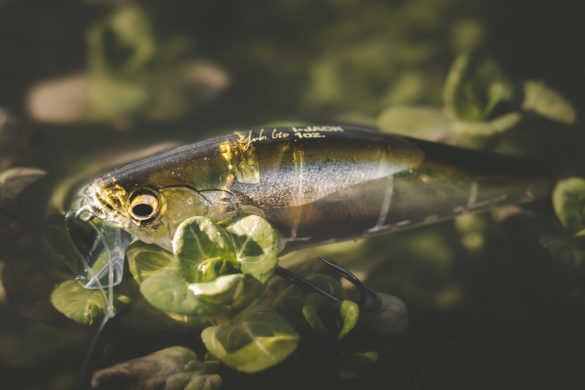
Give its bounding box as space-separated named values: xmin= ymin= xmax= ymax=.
xmin=74 ymin=125 xmax=553 ymax=287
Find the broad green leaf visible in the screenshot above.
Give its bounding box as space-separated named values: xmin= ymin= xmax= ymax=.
xmin=87 ymin=3 xmax=156 ymax=76
xmin=51 ymin=280 xmax=106 ymax=325
xmin=0 ymin=167 xmax=46 ymax=202
xmin=189 ymin=274 xmax=244 ymax=297
xmin=225 ymin=215 xmax=279 ymax=283
xmin=275 ymin=274 xmax=357 ymax=341
xmin=336 ymin=300 xmax=360 ymax=340
xmin=444 ymin=53 xmax=520 ymax=122
xmin=452 ymin=112 xmax=523 ymax=136
xmin=273 ymin=284 xmax=305 ymax=318
xmin=302 ymin=295 xmax=359 ymax=342
xmin=87 ymin=75 xmax=150 ymax=120
xmin=188 ymin=274 xmax=245 ymax=305
xmin=377 ymin=105 xmax=451 ymax=140
xmin=229 ymin=275 xmax=266 ymax=310
xmin=194 ymin=256 xmax=240 ymax=284
xmin=127 ymin=241 xmax=175 ymax=284
xmin=552 ymin=178 xmax=585 ymax=234
xmin=188 ymin=273 xmax=265 ymax=310
xmin=50 ymin=280 xmax=132 ymax=325
xmin=91 ymin=346 xmax=222 ymax=390
xmin=274 ymin=274 xmax=347 ymax=320
xmin=140 ymin=268 xmax=230 ymax=317
xmin=201 ymin=306 xmax=299 ymax=373
xmin=522 ymin=80 xmax=576 ymax=124
xmin=173 ymin=216 xmax=237 ymax=283
xmin=308 ymin=274 xmax=348 ymax=299
xmin=301 ymin=294 xmax=330 ymax=339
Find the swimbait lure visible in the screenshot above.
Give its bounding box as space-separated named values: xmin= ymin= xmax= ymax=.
xmin=72 ymin=125 xmax=553 ymax=288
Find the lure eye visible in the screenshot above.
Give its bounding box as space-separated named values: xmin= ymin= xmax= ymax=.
xmin=129 ymin=190 xmax=159 ymax=221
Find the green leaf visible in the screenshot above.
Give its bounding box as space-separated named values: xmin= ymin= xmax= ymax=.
xmin=201 ymin=306 xmax=299 ymax=373
xmin=50 ymin=279 xmax=134 ymax=325
xmin=87 ymin=75 xmax=150 ymax=120
xmin=127 ymin=241 xmax=175 ymax=284
xmin=87 ymin=3 xmax=156 ymax=76
xmin=522 ymin=80 xmax=577 ymax=124
xmin=91 ymin=346 xmax=222 ymax=390
xmin=273 ymin=284 xmax=305 ymax=320
xmin=302 ymin=295 xmax=359 ymax=342
xmin=274 ymin=275 xmax=347 ymax=321
xmin=0 ymin=167 xmax=46 ymax=203
xmin=275 ymin=274 xmax=358 ymax=341
xmin=552 ymin=178 xmax=585 ymax=234
xmin=136 ymin=215 xmax=278 ymax=317
xmin=377 ymin=105 xmax=451 ymax=140
xmin=444 ymin=53 xmax=520 ymax=122
xmin=188 ymin=274 xmax=245 ymax=306
xmin=189 ymin=274 xmax=244 ymax=297
xmin=188 ymin=273 xmax=264 ymax=311
xmin=173 ymin=216 xmax=237 ymax=283
xmin=308 ymin=274 xmax=348 ymax=299
xmin=51 ymin=280 xmax=107 ymax=325
xmin=452 ymin=112 xmax=523 ymax=136
xmin=336 ymin=300 xmax=360 ymax=340
xmin=140 ymin=269 xmax=230 ymax=317
xmin=225 ymin=215 xmax=279 ymax=283
xmin=301 ymin=294 xmax=330 ymax=339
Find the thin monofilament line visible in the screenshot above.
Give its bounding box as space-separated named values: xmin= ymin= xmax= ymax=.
xmin=64 ymin=211 xmax=116 ymax=389
xmin=77 ymin=307 xmax=111 ymax=390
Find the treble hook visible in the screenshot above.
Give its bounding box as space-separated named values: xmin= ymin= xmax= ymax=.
xmin=275 ymin=257 xmax=377 ymax=307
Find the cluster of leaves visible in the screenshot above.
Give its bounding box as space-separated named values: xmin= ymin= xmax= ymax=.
xmin=85 ymin=3 xmax=205 ymax=121
xmin=50 ymin=214 xmax=299 ymax=375
xmin=27 ymin=3 xmax=229 ymax=125
xmin=49 ymin=210 xmax=406 ymax=378
xmin=51 ymin=215 xmax=279 ymax=323
xmin=378 ymin=52 xmax=576 ymax=146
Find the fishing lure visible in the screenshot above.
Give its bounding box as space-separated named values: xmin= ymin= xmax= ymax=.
xmin=69 ymin=125 xmax=553 ymax=292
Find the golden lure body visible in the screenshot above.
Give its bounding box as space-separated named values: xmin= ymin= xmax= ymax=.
xmin=81 ymin=125 xmax=552 ymax=254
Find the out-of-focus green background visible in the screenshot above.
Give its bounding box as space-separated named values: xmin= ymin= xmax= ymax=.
xmin=0 ymin=0 xmax=584 ymax=389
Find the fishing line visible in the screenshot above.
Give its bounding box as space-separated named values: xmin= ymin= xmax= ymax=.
xmin=64 ymin=210 xmax=116 ymax=389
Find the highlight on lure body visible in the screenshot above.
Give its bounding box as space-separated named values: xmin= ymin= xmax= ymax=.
xmin=78 ymin=125 xmax=553 ymax=257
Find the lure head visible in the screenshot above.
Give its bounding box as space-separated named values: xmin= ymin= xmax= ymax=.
xmin=80 ymin=174 xmax=212 ymax=251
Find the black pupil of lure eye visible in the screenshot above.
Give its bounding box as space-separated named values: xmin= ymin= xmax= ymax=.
xmin=132 ymin=203 xmax=154 ymax=217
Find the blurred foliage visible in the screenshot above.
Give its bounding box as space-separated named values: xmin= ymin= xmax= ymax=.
xmin=91 ymin=346 xmax=222 ymax=390
xmin=0 ymin=0 xmax=583 ymax=389
xmin=553 ymin=178 xmax=585 ymax=236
